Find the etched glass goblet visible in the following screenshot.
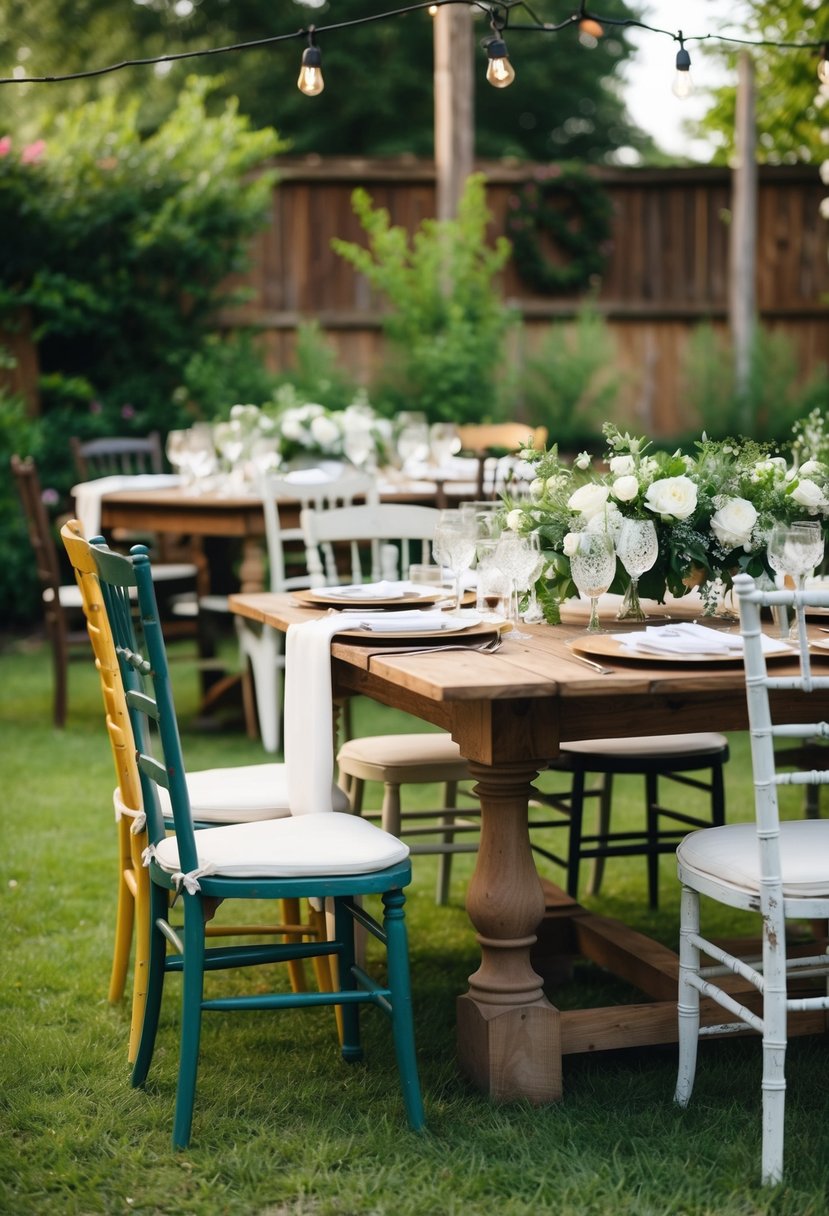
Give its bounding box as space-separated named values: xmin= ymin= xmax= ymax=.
xmin=569 ymin=531 xmax=617 ymax=633
xmin=615 ymin=518 xmax=659 ymax=621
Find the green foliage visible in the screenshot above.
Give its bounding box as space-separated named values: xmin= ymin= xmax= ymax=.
xmin=696 ymin=3 xmax=829 ymax=165
xmin=269 ymin=320 xmax=362 ymax=414
xmin=175 ymin=332 xmax=281 ymax=422
xmin=679 ymin=323 xmax=829 ymax=442
xmin=516 ymin=303 xmax=624 ymax=448
xmin=332 ymin=175 xmax=517 ymax=423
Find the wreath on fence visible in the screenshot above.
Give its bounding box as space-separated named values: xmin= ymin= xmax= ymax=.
xmin=505 ymin=165 xmax=613 ymax=295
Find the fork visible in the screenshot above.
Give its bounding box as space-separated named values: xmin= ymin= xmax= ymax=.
xmin=374 ymin=635 xmax=504 ymax=657
xmin=567 ymin=650 xmax=615 ymax=675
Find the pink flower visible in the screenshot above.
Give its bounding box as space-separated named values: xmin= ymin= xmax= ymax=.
xmin=120 ymin=403 xmax=135 ymax=420
xmin=20 ymin=140 xmax=45 ymax=164
xmin=0 ymin=137 xmax=11 ymax=157
xmin=41 ymin=487 xmax=59 ymax=507
xmin=89 ymin=399 xmax=103 ymax=415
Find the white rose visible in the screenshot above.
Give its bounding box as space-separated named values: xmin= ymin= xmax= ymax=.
xmin=506 ymin=509 xmax=524 ymax=531
xmin=791 ymin=478 xmax=827 ymax=511
xmin=575 ymin=451 xmax=592 ymax=470
xmin=611 ymin=475 xmax=640 ymax=503
xmin=710 ymin=497 xmax=758 ymax=549
xmin=529 ymin=477 xmax=545 ymax=498
xmin=567 ymin=482 xmax=610 ymax=519
xmin=644 ymin=475 xmax=698 ymax=520
xmin=609 ymin=454 xmax=635 ymax=477
xmin=563 ymin=531 xmax=580 ymax=557
xmin=310 ymin=415 xmax=342 ymax=448
xmin=798 ymin=460 xmax=824 ymax=478
xmin=281 ymin=416 xmax=305 ymax=442
xmin=547 ymin=473 xmax=568 ymax=493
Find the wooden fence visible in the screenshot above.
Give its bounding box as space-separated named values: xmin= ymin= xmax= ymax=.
xmin=223 ymin=158 xmax=829 ymax=437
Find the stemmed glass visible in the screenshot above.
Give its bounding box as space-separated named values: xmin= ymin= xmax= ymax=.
xmin=495 ymin=531 xmax=544 ymax=638
xmin=395 ymin=412 xmax=431 ymax=471
xmin=615 ymin=518 xmax=659 ymax=621
xmin=569 ymin=531 xmax=617 ymax=633
xmin=766 ymin=521 xmax=825 ymax=639
xmin=431 ymin=508 xmax=478 ymax=614
xmin=429 ymin=422 xmax=462 ymax=470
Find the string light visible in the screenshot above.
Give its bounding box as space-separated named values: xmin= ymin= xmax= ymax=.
xmin=672 ymin=34 xmax=694 ymax=101
xmin=0 ymin=0 xmax=824 ymax=97
xmin=818 ymin=45 xmax=829 ymax=85
xmin=484 ymin=17 xmax=515 ymax=89
xmin=297 ymin=29 xmax=324 ymax=96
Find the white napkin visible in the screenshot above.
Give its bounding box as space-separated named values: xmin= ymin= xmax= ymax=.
xmin=323 ymin=580 xmax=409 ymax=600
xmin=281 ymin=462 xmax=345 ymax=485
xmin=71 ymin=474 xmax=182 ymax=538
xmin=284 ymin=614 xmax=348 ymax=816
xmin=337 ymin=610 xmax=473 ymax=634
xmin=619 ymin=621 xmax=792 ymax=657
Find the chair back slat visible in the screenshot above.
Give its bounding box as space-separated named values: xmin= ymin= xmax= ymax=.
xmin=92 ymin=541 xmax=200 ymax=874
xmin=260 ymin=470 xmax=378 ymax=592
xmin=70 ymin=432 xmax=164 ymax=481
xmin=301 ymin=502 xmax=441 ymax=588
xmin=11 ymin=454 xmax=64 ymax=597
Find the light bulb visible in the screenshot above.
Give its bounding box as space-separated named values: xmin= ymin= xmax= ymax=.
xmin=579 ymin=18 xmax=604 ymax=38
xmin=298 ymin=45 xmax=324 ymax=96
xmin=486 ymin=38 xmax=515 ymax=89
xmin=672 ymin=45 xmax=693 ymax=99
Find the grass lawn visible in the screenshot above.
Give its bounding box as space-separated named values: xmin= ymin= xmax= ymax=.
xmin=2 ymin=630 xmax=828 ymax=1216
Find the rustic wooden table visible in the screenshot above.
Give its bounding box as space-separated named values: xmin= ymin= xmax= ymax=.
xmin=228 ymin=593 xmax=829 ymax=1104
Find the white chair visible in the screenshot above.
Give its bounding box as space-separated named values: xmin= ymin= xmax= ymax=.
xmin=301 ymin=500 xmax=479 ymax=905
xmin=674 ymin=572 xmax=829 ymax=1185
xmin=236 ymin=469 xmax=378 ymax=752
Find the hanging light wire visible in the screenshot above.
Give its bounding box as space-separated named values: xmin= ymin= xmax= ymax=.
xmin=0 ymin=0 xmax=824 ymax=87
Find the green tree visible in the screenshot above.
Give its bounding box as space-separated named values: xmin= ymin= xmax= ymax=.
xmin=695 ymin=1 xmax=828 ymax=164
xmin=0 ymin=0 xmax=658 ymax=162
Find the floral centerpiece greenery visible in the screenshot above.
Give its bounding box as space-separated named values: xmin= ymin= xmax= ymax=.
xmin=267 ymin=386 xmax=391 ymax=468
xmin=504 ymin=423 xmax=829 ymax=624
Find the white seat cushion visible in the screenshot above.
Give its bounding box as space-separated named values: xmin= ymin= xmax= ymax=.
xmin=677 ymin=819 xmax=829 ymax=899
xmin=46 ymin=584 xmax=85 ymax=610
xmin=337 ymin=732 xmax=470 ymax=782
xmin=560 ymin=733 xmax=728 ymax=760
xmin=152 ymin=812 xmax=410 ymax=879
xmin=156 ymin=764 xmax=350 ymax=824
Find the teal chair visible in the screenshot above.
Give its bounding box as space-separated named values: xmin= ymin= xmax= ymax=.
xmin=91 ymin=539 xmax=424 ymax=1149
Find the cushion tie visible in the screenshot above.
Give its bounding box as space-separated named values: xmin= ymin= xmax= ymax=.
xmin=113 ymin=788 xmax=147 ymax=835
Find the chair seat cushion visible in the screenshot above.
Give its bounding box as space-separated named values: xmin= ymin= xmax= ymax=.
xmin=46 ymin=583 xmax=85 ymax=610
xmin=677 ymin=819 xmax=829 ymax=898
xmin=157 ymin=764 xmax=350 ymax=824
xmin=337 ymin=732 xmax=470 ymax=783
xmin=152 ymin=811 xmax=410 ymax=879
xmin=557 ymin=732 xmax=728 ymax=763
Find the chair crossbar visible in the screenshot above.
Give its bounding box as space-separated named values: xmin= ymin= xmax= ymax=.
xmin=775 ymin=770 xmax=829 ymax=787
xmin=770 ymin=721 xmax=829 ymax=740
xmin=686 ymin=974 xmax=766 ymax=1033
xmin=689 ymin=933 xmax=765 ymax=987
xmin=203 ymin=986 xmax=390 ymax=1012
xmin=137 ymin=754 xmax=169 ymax=789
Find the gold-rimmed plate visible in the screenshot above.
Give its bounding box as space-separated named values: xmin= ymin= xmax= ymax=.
xmin=292 ymin=586 xmax=476 ymax=610
xmin=569 ymin=632 xmax=797 ymax=666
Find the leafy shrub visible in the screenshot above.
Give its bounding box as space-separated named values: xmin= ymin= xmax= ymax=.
xmin=332 ymin=174 xmax=517 ymax=423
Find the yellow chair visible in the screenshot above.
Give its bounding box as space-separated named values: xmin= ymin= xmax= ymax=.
xmin=60 ymin=520 xmax=337 ymax=1060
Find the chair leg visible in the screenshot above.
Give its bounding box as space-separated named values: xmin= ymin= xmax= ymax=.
xmin=674 ymin=884 xmax=701 ymax=1108
xmin=109 ymin=853 xmax=136 ymax=1005
xmin=334 ymin=896 xmax=363 ymax=1063
xmin=645 ymin=771 xmax=661 ymax=909
xmin=248 ymin=630 xmax=282 ymax=754
xmin=381 ymin=782 xmax=402 ymax=837
xmin=383 ymin=887 xmax=425 ymax=1131
xmin=435 ymin=780 xmax=459 ymax=906
xmin=281 ymin=897 xmax=309 ymax=994
xmin=50 ymin=617 xmax=69 ymax=728
xmin=131 ymin=881 xmax=169 ymax=1088
xmin=761 ymin=901 xmax=788 ymax=1186
xmin=172 ymin=896 xmax=207 ymax=1150
xmin=127 ymin=865 xmax=152 ymax=1065
xmin=566 ymin=770 xmax=588 ymax=898
xmin=587 ymin=773 xmax=613 ymax=896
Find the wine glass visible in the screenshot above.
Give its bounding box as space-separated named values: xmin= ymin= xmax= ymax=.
xmin=475 ymin=538 xmax=511 ymax=622
xmin=767 ymin=521 xmax=825 ymax=639
xmin=431 ymin=508 xmax=477 ymax=614
xmin=615 ymin=518 xmax=659 ymax=621
xmin=395 ymin=413 xmax=430 ymax=471
xmin=429 ymin=422 xmax=462 ymax=470
xmin=495 ymin=531 xmax=543 ymax=638
xmin=569 ymin=531 xmax=617 ymax=633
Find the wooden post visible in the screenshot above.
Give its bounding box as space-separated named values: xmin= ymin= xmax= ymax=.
xmin=433 ymin=3 xmax=474 ymax=221
xmin=729 ymin=50 xmax=757 ymax=432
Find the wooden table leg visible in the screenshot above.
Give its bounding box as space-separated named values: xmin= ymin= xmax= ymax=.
xmin=457 ymin=759 xmax=563 ymax=1104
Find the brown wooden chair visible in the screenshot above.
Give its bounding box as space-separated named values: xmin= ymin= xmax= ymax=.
xmin=69 ymin=432 xmax=164 ymax=480
xmin=456 ymin=423 xmax=548 ymax=499
xmin=11 ymin=454 xmax=89 ymax=727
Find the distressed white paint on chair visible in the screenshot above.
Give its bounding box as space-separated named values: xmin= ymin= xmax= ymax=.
xmin=674 ymin=572 xmax=829 ymax=1186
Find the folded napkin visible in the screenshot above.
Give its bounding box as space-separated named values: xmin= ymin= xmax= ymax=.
xmin=281 ymin=462 xmax=345 ymax=485
xmin=71 ymin=474 xmax=182 ymax=538
xmin=619 ymin=621 xmax=792 ymax=657
xmin=284 ymin=614 xmax=349 ymax=815
xmin=337 ymin=609 xmax=474 ymax=634
xmin=324 ymin=580 xmax=410 ymax=600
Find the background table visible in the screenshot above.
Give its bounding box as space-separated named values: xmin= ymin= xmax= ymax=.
xmin=229 ymin=594 xmax=829 ymax=1104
